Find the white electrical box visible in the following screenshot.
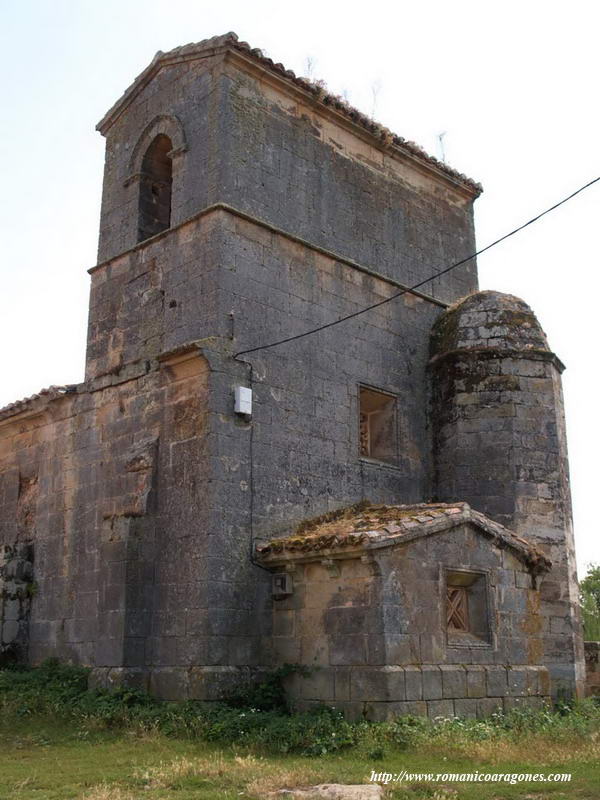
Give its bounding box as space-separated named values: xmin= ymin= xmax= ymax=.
xmin=234 ymin=386 xmax=252 ymax=415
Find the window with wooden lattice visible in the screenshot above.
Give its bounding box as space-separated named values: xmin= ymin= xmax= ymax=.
xmin=447 ymin=585 xmax=469 ymax=632
xmin=445 ymin=570 xmax=491 ymax=646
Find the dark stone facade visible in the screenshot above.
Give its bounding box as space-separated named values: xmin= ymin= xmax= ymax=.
xmin=0 ymin=32 xmax=584 ymax=711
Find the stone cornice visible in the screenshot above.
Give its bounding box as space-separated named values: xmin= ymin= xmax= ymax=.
xmin=428 ymin=346 xmax=566 ymax=374
xmin=88 ymin=202 xmax=450 ymax=309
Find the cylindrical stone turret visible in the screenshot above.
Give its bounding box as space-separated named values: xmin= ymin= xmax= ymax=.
xmin=429 ymin=290 xmax=584 ymax=698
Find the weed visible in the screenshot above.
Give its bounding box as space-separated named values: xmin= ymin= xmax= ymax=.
xmin=222 ymin=663 xmax=310 ymax=712
xmin=2 ymin=661 xmax=600 ymax=762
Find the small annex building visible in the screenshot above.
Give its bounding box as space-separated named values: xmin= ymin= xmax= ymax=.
xmin=258 ymin=502 xmax=552 ymax=719
xmin=0 ymin=32 xmax=585 ymax=717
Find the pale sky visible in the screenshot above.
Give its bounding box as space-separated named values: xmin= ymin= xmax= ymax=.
xmin=1 ymin=1 xmax=598 ymax=574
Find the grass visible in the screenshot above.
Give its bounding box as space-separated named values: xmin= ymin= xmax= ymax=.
xmin=0 ymin=662 xmax=599 ymax=799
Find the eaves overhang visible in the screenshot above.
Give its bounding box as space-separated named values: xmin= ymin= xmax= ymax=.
xmin=96 ymin=32 xmax=482 ymax=199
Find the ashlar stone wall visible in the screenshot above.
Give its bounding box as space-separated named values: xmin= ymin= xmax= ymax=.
xmin=270 ymin=522 xmax=551 ymax=719
xmin=0 ymin=341 xmax=272 ymax=697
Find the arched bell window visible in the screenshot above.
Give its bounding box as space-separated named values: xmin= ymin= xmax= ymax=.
xmin=137 ymin=134 xmax=173 ymax=242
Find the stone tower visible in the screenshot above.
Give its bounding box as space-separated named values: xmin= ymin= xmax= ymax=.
xmin=81 ymin=31 xmax=480 ymax=696
xmin=0 ymin=32 xmax=583 ymax=708
xmin=429 ymin=291 xmax=585 ymax=697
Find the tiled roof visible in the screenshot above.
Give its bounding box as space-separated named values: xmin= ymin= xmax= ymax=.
xmin=256 ymin=501 xmax=550 ymax=572
xmin=0 ymin=385 xmax=78 ymax=422
xmin=97 ymin=32 xmax=482 ymax=197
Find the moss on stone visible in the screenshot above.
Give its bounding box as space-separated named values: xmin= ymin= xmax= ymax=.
xmin=431 ymin=290 xmax=549 ymax=356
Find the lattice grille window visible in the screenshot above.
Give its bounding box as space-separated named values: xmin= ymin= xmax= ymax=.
xmin=447 ymin=586 xmax=469 ymax=632
xmin=445 ymin=570 xmax=491 ymax=646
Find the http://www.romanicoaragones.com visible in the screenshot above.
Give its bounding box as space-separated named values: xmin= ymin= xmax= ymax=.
xmin=369 ymin=769 xmax=572 ymax=786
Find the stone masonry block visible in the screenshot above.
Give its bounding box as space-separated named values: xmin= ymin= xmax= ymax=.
xmin=466 ymin=665 xmax=486 ymax=698
xmin=507 ymin=666 xmax=530 ymax=696
xmin=427 ymin=699 xmax=455 ymax=719
xmin=351 ymin=667 xmax=405 ymax=702
xmin=2 ymin=620 xmax=20 ymax=643
xmin=523 ymin=696 xmax=551 ymax=711
xmin=299 ymin=670 xmax=334 ymax=701
xmin=503 ymin=637 xmax=528 ymax=663
xmin=550 ymin=616 xmax=572 ymax=635
xmin=367 ymin=635 xmax=386 ymax=666
xmin=503 ymin=696 xmax=532 ymax=712
xmin=334 ymin=669 xmax=351 ymax=701
xmin=521 ymin=665 xmax=541 ymax=695
xmin=398 ymin=701 xmax=427 ymax=717
xmin=476 ymin=697 xmax=504 ymax=718
xmin=3 ymin=599 xmax=20 ymax=622
xmin=189 ymin=666 xmax=252 ymax=702
xmin=273 ymin=610 xmax=295 ymax=637
xmin=101 ymin=668 xmax=149 ymax=692
xmin=386 ymin=633 xmax=420 ymax=664
xmin=330 ymin=635 xmax=367 ymax=666
xmin=149 ymin=668 xmax=189 ymax=701
xmin=539 ymin=667 xmax=551 ymax=696
xmin=454 ymin=698 xmax=478 ymax=718
xmin=441 ymin=665 xmax=467 ymax=699
xmin=486 ymin=665 xmax=508 ymax=696
xmin=404 ymin=665 xmax=423 ymax=700
xmin=421 ymin=665 xmax=443 ymax=700
xmin=273 ymin=636 xmax=301 ymax=663
xmin=500 ymin=586 xmax=526 ymax=615
xmin=366 ymin=701 xmax=427 ymax=721
xmin=419 ymin=634 xmax=445 ymax=663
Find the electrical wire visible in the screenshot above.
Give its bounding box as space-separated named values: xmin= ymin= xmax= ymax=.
xmin=234 ymin=175 xmax=600 ymax=358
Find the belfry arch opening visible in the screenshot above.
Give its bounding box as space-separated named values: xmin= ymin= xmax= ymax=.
xmin=137 ymin=134 xmax=173 ymax=242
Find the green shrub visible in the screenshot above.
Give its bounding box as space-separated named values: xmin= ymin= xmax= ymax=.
xmin=388 ymin=714 xmax=430 ymax=749
xmin=580 ymin=563 xmax=600 ymax=640
xmin=2 ymin=661 xmax=600 ymax=757
xmin=0 ymin=659 xmax=89 ymax=715
xmin=221 ymin=663 xmax=311 ymax=712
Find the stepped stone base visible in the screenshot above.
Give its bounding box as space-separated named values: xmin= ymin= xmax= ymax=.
xmin=285 ymin=664 xmax=551 ymax=720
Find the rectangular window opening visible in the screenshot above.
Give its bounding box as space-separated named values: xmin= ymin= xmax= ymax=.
xmin=359 ymin=386 xmax=398 ymax=466
xmin=445 ymin=570 xmax=491 ymax=647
